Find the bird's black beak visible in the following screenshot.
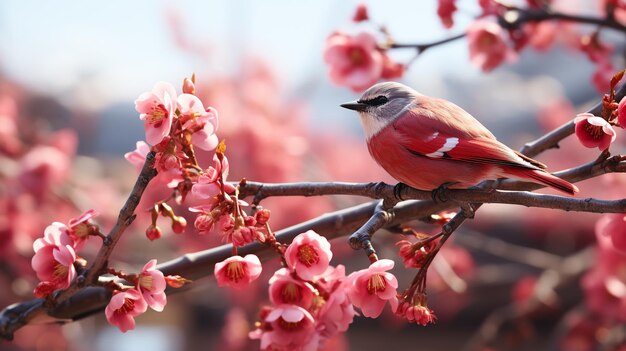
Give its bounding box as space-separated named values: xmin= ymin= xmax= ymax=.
xmin=340 ymin=101 xmax=367 ymax=112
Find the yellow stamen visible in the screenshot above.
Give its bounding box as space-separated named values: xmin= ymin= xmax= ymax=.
xmin=297 ymin=244 xmax=319 ymax=267
xmin=367 ymin=274 xmax=386 ymax=294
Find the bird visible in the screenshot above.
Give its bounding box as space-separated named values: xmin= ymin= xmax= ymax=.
xmin=340 ymin=81 xmax=578 ymax=195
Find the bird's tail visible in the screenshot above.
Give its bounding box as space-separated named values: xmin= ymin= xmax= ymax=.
xmin=506 ymin=169 xmax=579 ymax=195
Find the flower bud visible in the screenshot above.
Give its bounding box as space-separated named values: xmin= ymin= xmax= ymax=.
xmin=182 ymin=77 xmax=196 ymax=95
xmin=146 ymin=224 xmax=162 ymax=241
xmin=165 ymin=275 xmax=192 ymax=288
xmin=172 ymin=216 xmax=187 ymax=234
xmin=255 ymin=208 xmax=271 ymax=225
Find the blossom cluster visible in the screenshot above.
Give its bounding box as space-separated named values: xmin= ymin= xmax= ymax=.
xmin=31 ymin=210 xmax=99 ymax=295
xmin=323 ymin=2 xmax=625 ymax=93
xmin=236 ymin=230 xmax=401 ymax=350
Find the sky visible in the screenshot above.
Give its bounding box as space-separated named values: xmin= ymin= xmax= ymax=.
xmin=0 ymin=0 xmax=480 ymax=110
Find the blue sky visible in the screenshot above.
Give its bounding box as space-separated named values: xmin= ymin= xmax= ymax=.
xmin=0 ymin=0 xmax=479 ymax=110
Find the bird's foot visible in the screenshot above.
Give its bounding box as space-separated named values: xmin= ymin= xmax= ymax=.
xmin=393 ymin=183 xmax=409 ymax=201
xmin=431 ymin=182 xmax=457 ymax=203
xmin=470 ymin=180 xmax=498 ymax=193
xmin=459 ymin=203 xmax=476 ymax=219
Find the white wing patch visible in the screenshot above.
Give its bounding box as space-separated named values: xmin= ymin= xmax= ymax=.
xmin=425 ymin=137 xmax=459 ymax=158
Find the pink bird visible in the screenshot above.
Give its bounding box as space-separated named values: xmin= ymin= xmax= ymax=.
xmin=341 ymin=82 xmax=578 ymax=195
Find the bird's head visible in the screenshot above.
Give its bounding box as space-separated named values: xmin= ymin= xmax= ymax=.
xmin=341 ymin=81 xmax=419 ymax=139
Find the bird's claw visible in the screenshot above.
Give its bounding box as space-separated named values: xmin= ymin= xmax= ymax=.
xmin=431 ymin=182 xmax=457 ymax=202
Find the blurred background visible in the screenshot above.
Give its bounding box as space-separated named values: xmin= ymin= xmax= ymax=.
xmin=0 ymin=0 xmax=623 ymax=350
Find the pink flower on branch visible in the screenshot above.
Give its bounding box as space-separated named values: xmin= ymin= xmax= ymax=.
xmin=135 ymin=82 xmax=177 ymax=146
xmin=178 ymin=94 xmax=219 ymax=151
xmin=268 ymin=268 xmax=315 ymax=308
xmin=214 ymin=254 xmax=262 ymax=289
xmin=316 ymin=266 xmax=356 ymax=337
xmin=191 ymin=154 xmax=235 ymax=201
xmin=124 ymin=141 xmax=151 ymax=172
xmin=105 ymin=289 xmax=148 ymax=333
xmin=137 ymin=259 xmax=167 ymax=312
xmin=467 ymin=20 xmax=514 ymax=72
xmin=284 ymin=230 xmax=333 ymax=281
xmin=31 ymin=226 xmax=77 ymax=290
xmin=323 ymin=31 xmax=384 ymax=92
xmin=256 ymin=305 xmax=319 ymax=351
xmin=347 ymin=259 xmax=398 ymax=318
xmin=574 ymin=113 xmax=616 ymax=151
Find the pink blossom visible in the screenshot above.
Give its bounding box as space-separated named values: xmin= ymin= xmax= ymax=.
xmin=574 ymin=113 xmax=616 ymax=151
xmin=381 ymin=55 xmax=405 ymax=80
xmin=19 ymin=145 xmax=71 ymax=196
xmin=137 ymin=259 xmax=167 ymax=311
xmin=66 ymin=209 xmax=99 ymax=249
xmin=191 ymin=154 xmax=236 ymax=201
xmin=467 ymin=20 xmax=513 ymax=72
xmin=214 ymin=254 xmax=262 ymax=289
xmin=592 ymin=60 xmax=615 ymax=94
xmin=323 ymin=31 xmax=384 ymax=92
xmin=352 ymin=3 xmax=368 ymax=22
xmin=135 ymin=82 xmax=177 ymax=145
xmin=524 ymin=22 xmax=557 ymax=51
xmin=596 ymin=214 xmax=626 ymax=255
xmin=105 ymin=289 xmax=148 ymax=333
xmin=404 ymin=304 xmax=437 ymax=326
xmin=124 ymin=141 xmax=151 ymax=172
xmin=256 ymin=305 xmax=319 ymax=351
xmin=268 ymin=268 xmax=315 ymax=308
xmin=31 ymin=223 xmax=77 ymax=290
xmin=284 ymin=230 xmax=333 ymax=281
xmin=178 ymin=94 xmax=219 ymax=151
xmin=316 ymin=266 xmax=356 ymax=337
xmin=437 ymin=0 xmax=457 ymax=29
xmin=347 ymin=259 xmax=398 ymax=318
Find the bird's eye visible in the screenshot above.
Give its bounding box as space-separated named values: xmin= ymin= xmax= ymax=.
xmin=360 ymin=95 xmax=388 ymax=107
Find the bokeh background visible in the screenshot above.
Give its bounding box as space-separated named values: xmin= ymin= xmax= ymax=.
xmin=0 ymin=1 xmax=622 ymax=350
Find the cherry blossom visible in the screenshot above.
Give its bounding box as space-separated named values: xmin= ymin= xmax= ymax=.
xmin=178 ymin=94 xmax=219 ymax=151
xmin=255 ymin=305 xmax=319 ymax=351
xmin=352 ymin=4 xmax=368 ymax=22
xmin=315 ymin=266 xmax=356 ymax=337
xmin=214 ymin=254 xmax=262 ymax=289
xmin=437 ymin=0 xmax=457 ymax=29
xmin=466 ymin=20 xmax=514 ymax=72
xmin=66 ymin=209 xmax=99 ymax=249
xmin=31 ymin=224 xmax=77 ymax=290
xmin=135 ymin=82 xmax=177 ymax=146
xmin=191 ymin=154 xmax=236 ymax=201
xmin=105 ymin=289 xmax=148 ymax=333
xmin=284 ymin=230 xmax=333 ymax=281
xmin=323 ymin=31 xmax=384 ymax=92
xmin=596 ymin=214 xmax=626 ymax=255
xmin=137 ymin=259 xmax=167 ymax=312
xmin=347 ymin=259 xmax=398 ymax=318
xmin=574 ymin=113 xmax=616 ymax=151
xmin=124 ymin=141 xmax=151 ymax=172
xmin=268 ymin=268 xmax=315 ymax=308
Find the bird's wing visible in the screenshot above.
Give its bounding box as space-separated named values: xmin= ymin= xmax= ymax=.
xmin=392 ymin=108 xmax=543 ymax=171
